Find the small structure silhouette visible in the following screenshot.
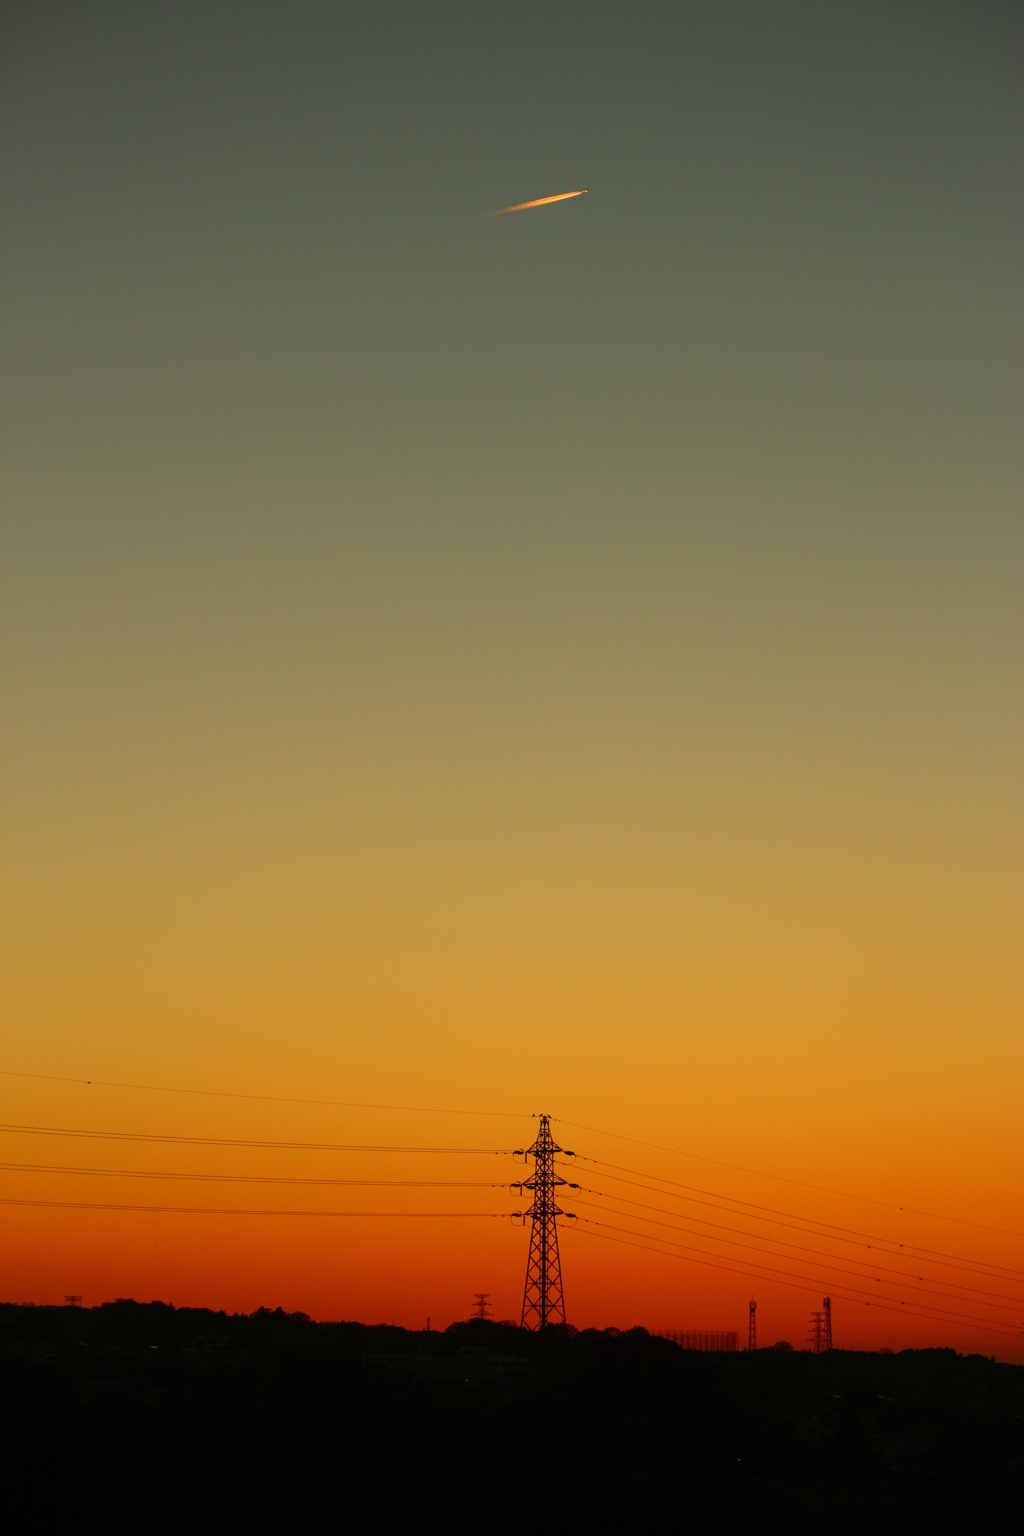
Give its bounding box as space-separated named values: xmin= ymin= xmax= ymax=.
xmin=64 ymin=1295 xmax=82 ymax=1308
xmin=472 ymin=1293 xmax=492 ymax=1320
xmin=807 ymin=1296 xmax=833 ymax=1352
xmin=748 ymin=1298 xmax=757 ymax=1352
xmin=658 ymin=1330 xmax=737 ymax=1352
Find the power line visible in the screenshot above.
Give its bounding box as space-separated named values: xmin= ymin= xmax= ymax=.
xmin=0 ymin=1198 xmax=513 ymax=1218
xmin=569 ymin=1223 xmax=1022 ymax=1336
xmin=558 ymin=1120 xmax=1023 ymax=1238
xmin=3 ymin=1093 xmax=1016 ymax=1333
xmin=571 ymin=1194 xmax=1023 ymax=1314
xmin=0 ymin=1162 xmax=506 ymax=1188
xmin=565 ymin=1222 xmax=1020 ymax=1337
xmin=573 ymin=1157 xmax=1024 ymax=1280
xmin=0 ymin=1124 xmax=509 ymax=1155
xmin=572 ymin=1168 xmax=1024 ymax=1290
xmin=575 ymin=1211 xmax=1018 ymax=1330
xmin=0 ymin=1069 xmax=527 ymax=1120
xmin=575 ymin=1182 xmax=1024 ymax=1306
xmin=14 ymin=1155 xmax=1013 ymax=1310
xmin=7 ymin=1069 xmax=1014 ymax=1242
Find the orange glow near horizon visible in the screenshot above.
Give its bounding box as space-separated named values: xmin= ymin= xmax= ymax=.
xmin=1 ymin=1067 xmax=1020 ymax=1360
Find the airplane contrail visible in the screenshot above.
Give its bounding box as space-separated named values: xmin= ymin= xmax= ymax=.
xmin=486 ymin=189 xmax=588 ymax=217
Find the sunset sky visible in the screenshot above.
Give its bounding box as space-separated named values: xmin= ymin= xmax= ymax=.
xmin=2 ymin=3 xmax=1021 ymax=1357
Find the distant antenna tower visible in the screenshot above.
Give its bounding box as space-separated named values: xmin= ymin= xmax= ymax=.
xmin=473 ymin=1292 xmax=492 ymax=1320
xmin=513 ymin=1114 xmax=577 ymax=1330
xmin=808 ymin=1296 xmax=833 ymax=1353
xmin=748 ymin=1298 xmax=757 ymax=1352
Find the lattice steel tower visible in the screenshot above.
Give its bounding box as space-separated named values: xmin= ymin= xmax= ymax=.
xmin=513 ymin=1115 xmax=576 ymax=1330
xmin=748 ymin=1298 xmax=757 ymax=1352
xmin=808 ymin=1296 xmax=833 ymax=1353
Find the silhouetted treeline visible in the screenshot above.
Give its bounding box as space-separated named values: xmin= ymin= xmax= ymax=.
xmin=1 ymin=1301 xmax=1019 ymax=1532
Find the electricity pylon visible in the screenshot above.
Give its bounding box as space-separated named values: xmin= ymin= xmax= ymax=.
xmin=513 ymin=1115 xmax=577 ymax=1330
xmin=748 ymin=1298 xmax=757 ymax=1352
xmin=808 ymin=1296 xmax=833 ymax=1353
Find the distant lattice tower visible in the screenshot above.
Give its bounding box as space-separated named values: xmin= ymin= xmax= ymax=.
xmin=748 ymin=1298 xmax=757 ymax=1352
xmin=807 ymin=1311 xmax=825 ymax=1351
xmin=513 ymin=1114 xmax=577 ymax=1330
xmin=808 ymin=1297 xmax=833 ymax=1353
xmin=473 ymin=1292 xmax=492 ymax=1320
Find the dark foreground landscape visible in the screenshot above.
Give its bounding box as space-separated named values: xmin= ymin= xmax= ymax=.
xmin=2 ymin=1302 xmax=1020 ymax=1533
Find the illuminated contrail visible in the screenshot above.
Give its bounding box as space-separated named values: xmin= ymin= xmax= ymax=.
xmin=486 ymin=189 xmax=588 ymax=217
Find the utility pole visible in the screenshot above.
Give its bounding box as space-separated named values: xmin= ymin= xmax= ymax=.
xmin=513 ymin=1115 xmax=577 ymax=1330
xmin=748 ymin=1298 xmax=757 ymax=1352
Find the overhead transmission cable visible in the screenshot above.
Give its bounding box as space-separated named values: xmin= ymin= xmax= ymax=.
xmin=567 ymin=1216 xmax=1020 ymax=1333
xmin=0 ymin=1198 xmax=510 ymax=1218
xmin=571 ymin=1157 xmax=1024 ymax=1280
xmin=0 ymin=1162 xmax=507 ymax=1189
xmin=580 ymin=1185 xmax=1019 ymax=1308
xmin=571 ymin=1210 xmax=1016 ymax=1330
xmin=567 ymin=1165 xmax=1024 ymax=1286
xmin=6 ymin=1068 xmax=1013 ymax=1240
xmin=0 ymin=1123 xmax=509 ymax=1155
xmin=557 ymin=1119 xmax=1024 ymax=1238
xmin=570 ymin=1194 xmax=1023 ymax=1314
xmin=0 ymin=1069 xmax=527 ymax=1119
xmin=566 ymin=1223 xmax=1020 ymax=1337
xmin=572 ymin=1182 xmax=1023 ymax=1305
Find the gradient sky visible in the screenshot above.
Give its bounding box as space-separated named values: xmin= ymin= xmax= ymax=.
xmin=2 ymin=2 xmax=1021 ymax=1355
